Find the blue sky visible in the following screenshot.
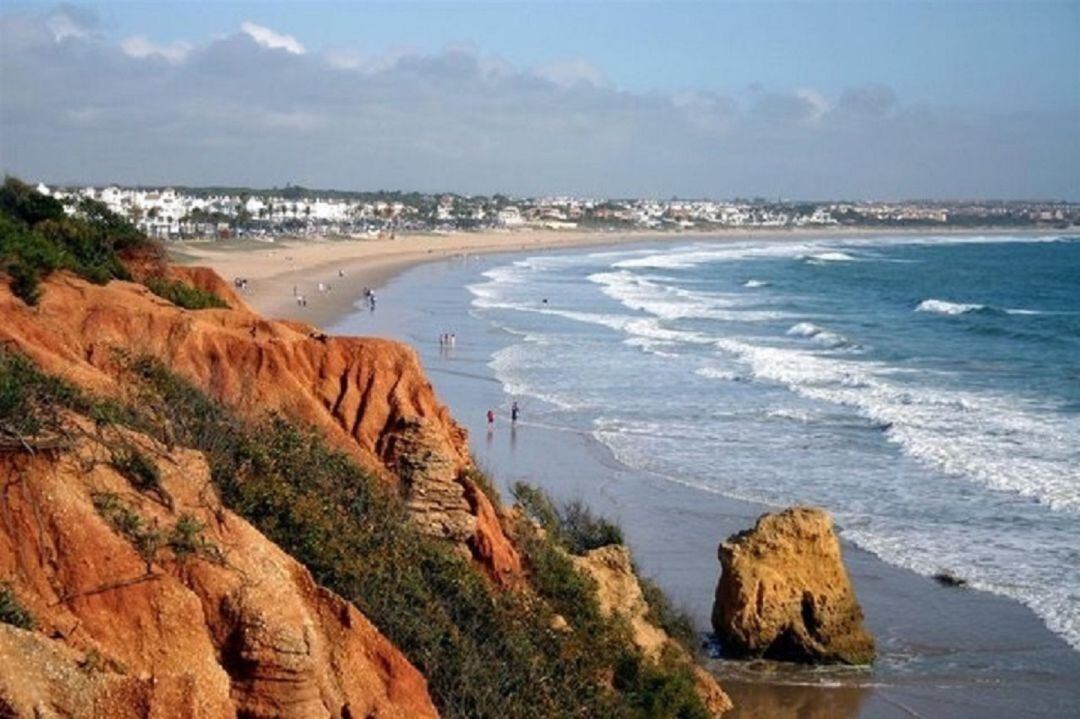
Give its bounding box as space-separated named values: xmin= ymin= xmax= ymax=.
xmin=27 ymin=0 xmax=1079 ymax=110
xmin=1 ymin=1 xmax=1078 ymax=197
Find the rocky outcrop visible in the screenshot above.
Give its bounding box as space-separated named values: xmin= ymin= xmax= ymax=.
xmin=711 ymin=507 xmax=874 ymax=665
xmin=573 ymin=545 xmax=732 ymax=716
xmin=0 ymin=416 xmax=438 ymax=718
xmin=0 ymin=270 xmax=521 ymax=584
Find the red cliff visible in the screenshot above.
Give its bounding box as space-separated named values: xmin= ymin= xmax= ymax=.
xmin=0 ymin=416 xmax=438 ymax=718
xmin=0 ymin=269 xmax=521 ymax=586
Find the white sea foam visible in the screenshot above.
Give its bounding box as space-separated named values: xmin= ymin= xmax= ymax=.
xmin=805 ymin=251 xmax=857 ymax=263
xmin=488 ymin=344 xmax=584 ymax=411
xmin=714 ymin=337 xmax=1080 ymax=512
xmin=625 ymin=337 xmax=681 ymax=358
xmin=609 ymin=234 xmax=1072 ymax=275
xmin=694 ymin=367 xmax=739 ymax=381
xmin=915 ymin=298 xmax=1046 ymax=316
xmin=765 ymin=407 xmax=818 ymax=423
xmin=786 ymin=322 xmax=851 ymax=348
xmin=742 ymin=279 xmax=769 ymax=288
xmin=588 ymin=270 xmax=787 ymax=323
xmin=841 ymin=522 xmax=1080 ymax=652
xmin=916 ymin=299 xmax=986 ymax=315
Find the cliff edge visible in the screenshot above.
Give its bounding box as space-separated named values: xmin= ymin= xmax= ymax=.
xmin=0 ymin=269 xmax=521 ymax=587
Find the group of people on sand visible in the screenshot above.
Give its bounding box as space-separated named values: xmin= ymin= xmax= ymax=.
xmin=486 ymin=401 xmax=520 ymax=428
xmin=439 ymin=332 xmax=457 ymax=348
xmin=233 ymin=277 xmax=250 ymax=291
xmin=288 ymin=270 xmax=353 ymax=311
xmin=362 ymin=287 xmax=377 ymax=310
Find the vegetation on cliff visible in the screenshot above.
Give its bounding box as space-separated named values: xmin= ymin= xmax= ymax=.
xmin=0 ymin=177 xmax=224 ymax=309
xmin=0 ymin=582 xmax=35 ymax=631
xmin=0 ymin=349 xmax=714 ymax=718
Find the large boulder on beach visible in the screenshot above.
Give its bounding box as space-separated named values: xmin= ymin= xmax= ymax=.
xmin=711 ymin=507 xmax=874 ymax=665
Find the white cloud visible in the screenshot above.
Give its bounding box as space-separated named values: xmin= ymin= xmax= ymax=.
xmin=796 ymin=88 xmax=830 ymax=124
xmin=45 ymin=8 xmax=92 ymax=42
xmin=121 ymin=35 xmax=193 ymax=63
xmin=240 ymin=21 xmax=305 ymax=55
xmin=534 ymin=59 xmax=607 ymax=88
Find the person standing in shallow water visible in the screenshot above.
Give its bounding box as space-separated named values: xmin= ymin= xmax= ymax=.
xmin=487 ymin=409 xmax=495 ymax=428
xmin=511 ymin=401 xmax=519 ymax=424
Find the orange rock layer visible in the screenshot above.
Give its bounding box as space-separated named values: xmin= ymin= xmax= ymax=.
xmin=0 ymin=269 xmax=521 ymax=586
xmin=0 ymin=417 xmax=437 ymax=718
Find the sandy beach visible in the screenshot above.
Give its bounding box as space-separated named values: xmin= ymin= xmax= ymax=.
xmin=174 ymin=226 xmax=1063 ymax=328
xmin=174 ymin=228 xmax=674 ymax=326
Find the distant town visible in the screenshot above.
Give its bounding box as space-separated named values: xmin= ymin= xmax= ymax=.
xmin=33 ymin=182 xmax=1078 ymax=240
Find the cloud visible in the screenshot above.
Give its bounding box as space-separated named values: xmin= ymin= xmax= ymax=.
xmin=44 ymin=4 xmax=96 ymax=41
xmin=121 ymin=35 xmax=193 ymax=63
xmin=0 ymin=8 xmax=1076 ymax=199
xmin=533 ymin=59 xmax=607 ymax=88
xmin=795 ymin=88 xmax=830 ymax=124
xmin=837 ymin=83 xmax=897 ymax=117
xmin=239 ymin=21 xmax=305 ymax=55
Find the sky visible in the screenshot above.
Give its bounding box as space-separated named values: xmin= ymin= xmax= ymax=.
xmin=1 ymin=1 xmax=1078 ymax=199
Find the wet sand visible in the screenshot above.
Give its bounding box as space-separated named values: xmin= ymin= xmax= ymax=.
xmin=328 ymin=252 xmax=1080 ymax=719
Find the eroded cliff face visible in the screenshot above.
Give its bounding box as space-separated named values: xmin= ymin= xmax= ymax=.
xmin=0 ymin=270 xmax=521 ymax=586
xmin=0 ymin=416 xmax=437 ymax=718
xmin=711 ymin=507 xmax=874 ymax=665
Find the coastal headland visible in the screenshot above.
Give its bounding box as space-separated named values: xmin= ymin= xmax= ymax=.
xmin=0 ymin=179 xmax=738 ymax=716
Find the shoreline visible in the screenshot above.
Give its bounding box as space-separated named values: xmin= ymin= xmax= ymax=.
xmin=322 ymin=244 xmax=1080 ymax=718
xmin=175 ymin=225 xmax=1065 ymax=329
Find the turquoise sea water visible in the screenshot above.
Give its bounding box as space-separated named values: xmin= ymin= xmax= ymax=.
xmin=467 ymin=234 xmax=1080 ymax=651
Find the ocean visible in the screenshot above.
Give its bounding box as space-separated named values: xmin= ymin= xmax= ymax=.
xmin=465 ymin=233 xmax=1080 ymax=652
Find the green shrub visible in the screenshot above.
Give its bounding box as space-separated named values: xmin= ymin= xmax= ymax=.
xmin=92 ymin=492 xmax=164 ymax=573
xmin=0 ymin=177 xmax=155 ymax=305
xmin=0 ymin=582 xmax=35 ymax=630
xmin=92 ymin=493 xmax=144 ymax=537
xmin=145 ymin=277 xmax=228 ymax=310
xmin=558 ymin=499 xmax=625 ymax=554
xmin=167 ymin=513 xmax=222 ymax=564
xmin=613 ymin=649 xmax=711 ymax=719
xmin=511 ymin=482 xmax=624 ymax=555
xmin=110 ymin=447 xmax=161 ymax=491
xmin=6 ymin=260 xmax=42 ymax=305
xmin=92 ymin=494 xmax=220 ymax=569
xmin=0 ymin=350 xmax=81 ymax=438
xmin=510 ymin=481 xmax=560 ymax=533
xmin=0 ymin=178 xmax=65 ymax=225
xmin=640 ymin=576 xmax=698 ymax=652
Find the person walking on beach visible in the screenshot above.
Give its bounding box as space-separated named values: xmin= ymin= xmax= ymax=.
xmin=486 ymin=409 xmax=495 ymax=428
xmin=511 ymin=401 xmax=520 ymax=424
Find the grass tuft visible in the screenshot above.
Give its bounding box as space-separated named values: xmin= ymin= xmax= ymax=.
xmin=511 ymin=481 xmax=624 ymax=555
xmin=145 ymin=277 xmax=228 ymax=310
xmin=0 ymin=582 xmax=35 ymax=630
